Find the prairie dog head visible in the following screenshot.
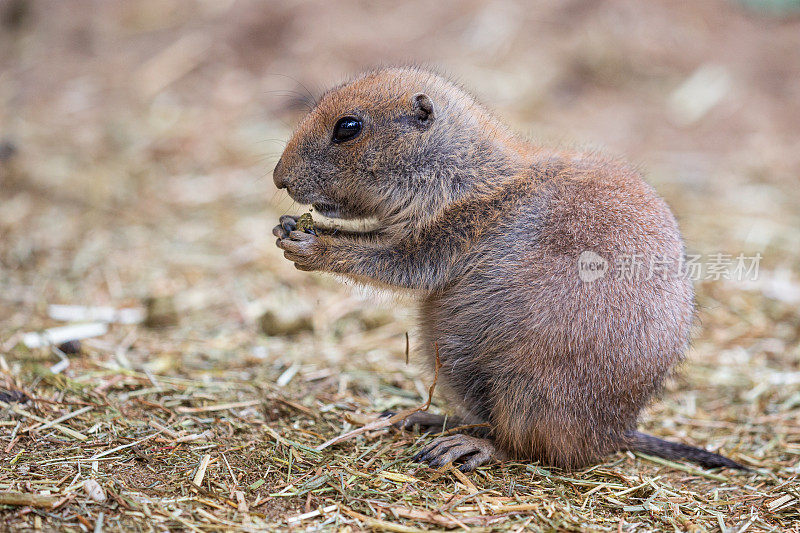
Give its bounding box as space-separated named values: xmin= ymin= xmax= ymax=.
xmin=272 ymin=67 xmax=514 ymax=228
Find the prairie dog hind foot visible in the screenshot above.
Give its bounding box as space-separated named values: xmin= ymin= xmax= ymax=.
xmin=413 ymin=434 xmax=504 ymax=472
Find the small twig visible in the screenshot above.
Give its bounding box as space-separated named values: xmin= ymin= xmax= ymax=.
xmin=192 ymin=454 xmax=212 ymax=487
xmin=148 ymin=419 xmax=181 ymax=439
xmin=177 ymin=400 xmax=262 ymax=414
xmin=286 ymin=504 xmax=338 ymax=524
xmin=89 ymin=429 xmax=164 ymax=460
xmin=0 ymin=492 xmax=60 ymax=508
xmin=441 ymin=422 xmax=492 ymax=436
xmin=23 ymin=405 xmax=93 ymax=434
xmin=437 ymin=488 xmax=494 ymax=513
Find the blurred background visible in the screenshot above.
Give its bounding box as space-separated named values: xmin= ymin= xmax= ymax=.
xmin=1 ymin=0 xmax=799 ymax=527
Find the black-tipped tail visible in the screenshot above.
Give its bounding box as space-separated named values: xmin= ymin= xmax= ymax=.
xmin=626 ymin=431 xmax=749 ymax=471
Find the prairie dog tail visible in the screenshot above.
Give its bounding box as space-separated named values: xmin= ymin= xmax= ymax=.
xmin=625 ymin=431 xmax=749 ymax=471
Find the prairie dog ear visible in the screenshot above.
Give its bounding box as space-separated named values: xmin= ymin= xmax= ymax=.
xmin=411 ymin=93 xmax=435 ymax=126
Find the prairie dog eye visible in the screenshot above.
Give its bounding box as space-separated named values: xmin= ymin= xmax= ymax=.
xmin=332 ymin=116 xmax=362 ymax=143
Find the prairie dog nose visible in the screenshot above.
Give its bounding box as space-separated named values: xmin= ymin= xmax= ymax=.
xmin=273 ymin=157 xmax=287 ymax=189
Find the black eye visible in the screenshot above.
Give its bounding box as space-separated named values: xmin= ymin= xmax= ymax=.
xmin=332 ymin=116 xmax=362 ymax=143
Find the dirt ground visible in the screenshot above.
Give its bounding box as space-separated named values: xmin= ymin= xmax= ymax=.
xmin=1 ymin=1 xmax=799 ymax=531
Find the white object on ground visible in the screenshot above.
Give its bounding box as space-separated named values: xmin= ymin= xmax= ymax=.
xmin=277 ymin=363 xmax=301 ymax=387
xmin=83 ymin=479 xmax=106 ymax=503
xmin=23 ymin=322 xmax=109 ymax=349
xmin=48 ymin=304 xmax=145 ymax=324
xmin=22 ymin=322 xmax=108 ymax=348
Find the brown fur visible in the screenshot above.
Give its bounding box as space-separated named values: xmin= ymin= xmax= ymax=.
xmin=272 ymin=67 xmax=744 ymax=471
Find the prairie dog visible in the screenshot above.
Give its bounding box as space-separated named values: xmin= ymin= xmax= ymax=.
xmin=272 ymin=67 xmax=744 ymax=472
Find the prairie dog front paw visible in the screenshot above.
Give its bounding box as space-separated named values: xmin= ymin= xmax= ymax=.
xmin=277 ymin=231 xmax=329 ymax=271
xmin=272 ymin=215 xmax=300 ymax=240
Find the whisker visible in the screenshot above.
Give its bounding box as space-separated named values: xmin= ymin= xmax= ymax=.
xmin=262 ymin=90 xmax=315 ymax=113
xmin=263 ymin=73 xmax=318 ymax=106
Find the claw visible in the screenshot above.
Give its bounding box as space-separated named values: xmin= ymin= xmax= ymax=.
xmin=280 ymin=215 xmax=298 ymax=234
xmin=273 ymin=215 xmax=300 ymax=240
xmin=412 ymin=434 xmax=498 ymax=471
xmin=413 ymin=435 xmax=458 ymax=463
